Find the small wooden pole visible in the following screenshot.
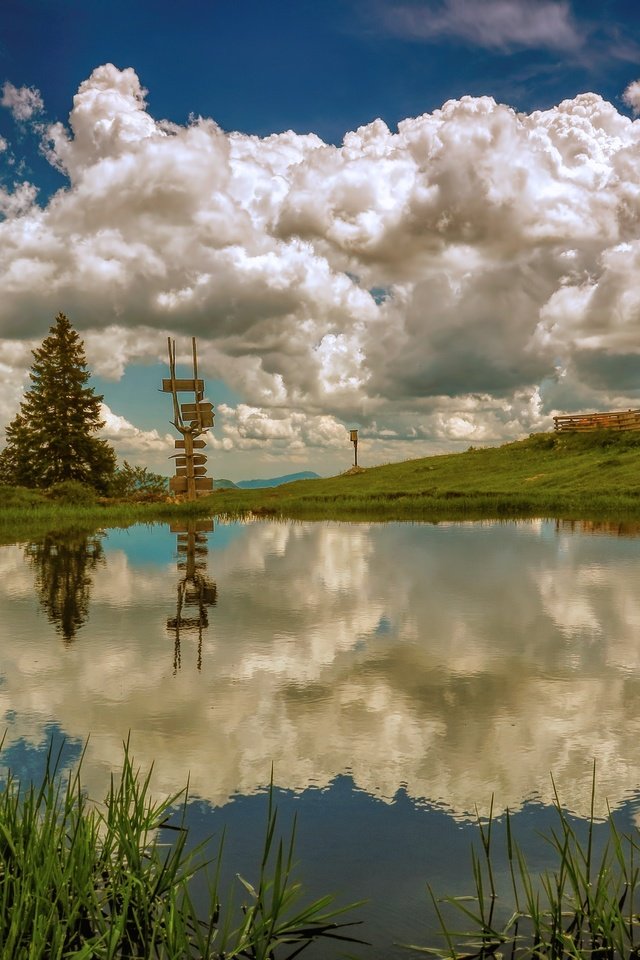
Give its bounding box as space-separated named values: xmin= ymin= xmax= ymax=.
xmin=168 ymin=338 xmax=181 ymax=427
xmin=184 ymin=430 xmax=196 ymax=501
xmin=191 ymin=336 xmax=203 ymax=431
xmin=349 ymin=429 xmax=358 ymax=467
xmin=192 ymin=337 xmax=200 ymax=395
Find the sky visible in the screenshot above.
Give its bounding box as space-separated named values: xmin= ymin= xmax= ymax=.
xmin=2 ymin=0 xmax=640 ymax=480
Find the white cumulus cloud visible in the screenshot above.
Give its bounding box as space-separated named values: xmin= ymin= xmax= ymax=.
xmin=99 ymin=403 xmax=174 ymax=461
xmin=2 ymin=64 xmax=640 ymax=472
xmin=623 ymin=79 xmax=640 ymax=114
xmin=1 ymin=81 xmax=44 ymax=121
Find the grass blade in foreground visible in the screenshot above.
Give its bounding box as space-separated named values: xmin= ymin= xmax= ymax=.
xmin=0 ymin=738 xmax=363 ymax=959
xmin=419 ymin=770 xmax=640 ymax=960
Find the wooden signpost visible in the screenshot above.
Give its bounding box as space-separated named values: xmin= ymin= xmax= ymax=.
xmin=162 ymin=338 xmax=215 ymax=500
xmin=349 ymin=429 xmax=359 ymax=468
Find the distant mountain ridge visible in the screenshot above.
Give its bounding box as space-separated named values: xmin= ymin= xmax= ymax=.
xmin=214 ymin=471 xmax=320 ymax=490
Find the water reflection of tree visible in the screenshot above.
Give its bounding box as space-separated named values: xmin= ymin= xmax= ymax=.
xmin=25 ymin=531 xmax=105 ymax=642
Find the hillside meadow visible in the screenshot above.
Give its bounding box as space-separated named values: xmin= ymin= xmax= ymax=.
xmin=2 ymin=430 xmax=640 ymax=537
xmin=209 ymin=429 xmax=640 ymax=522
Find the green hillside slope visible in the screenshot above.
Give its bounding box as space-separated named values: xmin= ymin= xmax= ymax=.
xmin=208 ymin=431 xmax=640 ymax=521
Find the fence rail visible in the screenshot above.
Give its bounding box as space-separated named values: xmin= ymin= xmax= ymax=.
xmin=553 ymin=409 xmax=640 ymax=432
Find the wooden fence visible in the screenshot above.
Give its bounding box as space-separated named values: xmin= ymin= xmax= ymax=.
xmin=553 ymin=409 xmax=640 ymax=432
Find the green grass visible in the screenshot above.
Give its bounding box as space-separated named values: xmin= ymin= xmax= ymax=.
xmin=421 ymin=768 xmax=640 ymax=960
xmin=204 ymin=430 xmax=640 ymax=522
xmin=4 ymin=430 xmax=640 ymax=533
xmin=0 ymin=495 xmax=215 ymax=546
xmin=0 ymin=738 xmax=363 ymax=959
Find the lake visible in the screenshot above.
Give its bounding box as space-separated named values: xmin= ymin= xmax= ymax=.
xmin=1 ymin=516 xmax=640 ymax=956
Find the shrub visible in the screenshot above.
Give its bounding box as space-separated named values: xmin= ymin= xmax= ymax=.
xmin=0 ymin=485 xmax=47 ymax=508
xmin=47 ymin=479 xmax=97 ymax=506
xmin=526 ymin=432 xmax=556 ymax=450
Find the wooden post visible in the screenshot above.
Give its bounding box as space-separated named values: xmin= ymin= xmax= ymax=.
xmin=349 ymin=429 xmax=358 ymax=467
xmin=191 ymin=336 xmax=203 ymax=432
xmin=167 ymin=337 xmax=181 ymax=427
xmin=184 ymin=430 xmax=196 ymax=501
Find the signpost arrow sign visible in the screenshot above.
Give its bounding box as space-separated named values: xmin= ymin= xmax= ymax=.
xmin=181 ymin=402 xmax=214 ymax=418
xmin=171 ymin=454 xmax=208 ymax=465
xmin=162 ymin=378 xmax=204 ymax=393
xmin=175 ymin=439 xmax=206 ymax=449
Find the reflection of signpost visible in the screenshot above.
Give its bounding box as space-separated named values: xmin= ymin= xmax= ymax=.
xmin=349 ymin=429 xmax=359 ymax=468
xmin=162 ymin=338 xmax=214 ymax=500
xmin=166 ymin=519 xmax=217 ymax=672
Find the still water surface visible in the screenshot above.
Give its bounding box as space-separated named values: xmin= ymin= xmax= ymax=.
xmin=1 ymin=517 xmax=640 ymax=955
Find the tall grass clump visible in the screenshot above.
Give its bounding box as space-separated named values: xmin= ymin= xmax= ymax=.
xmin=0 ymin=738 xmax=363 ymax=959
xmin=422 ymin=768 xmax=640 ymax=960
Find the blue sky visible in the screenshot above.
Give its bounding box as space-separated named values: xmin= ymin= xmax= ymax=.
xmin=2 ymin=0 xmax=640 ymax=479
xmin=4 ymin=0 xmax=640 ymax=191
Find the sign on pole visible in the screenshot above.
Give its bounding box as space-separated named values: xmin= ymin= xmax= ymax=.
xmin=174 ymin=438 xmax=206 ymax=449
xmin=349 ymin=429 xmax=359 ymax=468
xmin=162 ymin=378 xmax=204 ymax=393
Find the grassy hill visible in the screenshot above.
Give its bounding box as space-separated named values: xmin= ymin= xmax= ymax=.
xmin=207 ymin=430 xmax=640 ymax=522
xmin=3 ymin=430 xmax=640 ymax=535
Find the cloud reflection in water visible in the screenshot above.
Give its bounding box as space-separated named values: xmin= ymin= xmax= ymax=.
xmin=0 ymin=518 xmax=639 ymax=819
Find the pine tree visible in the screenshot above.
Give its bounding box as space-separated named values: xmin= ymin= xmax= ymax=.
xmin=0 ymin=313 xmax=116 ymax=491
